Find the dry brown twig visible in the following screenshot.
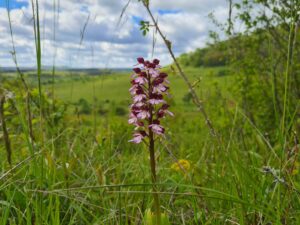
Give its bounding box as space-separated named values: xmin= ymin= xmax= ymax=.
xmin=0 ymin=93 xmax=12 ymax=166
xmin=140 ymin=0 xmax=220 ymax=143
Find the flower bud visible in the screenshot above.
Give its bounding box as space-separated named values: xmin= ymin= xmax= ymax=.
xmin=153 ymin=59 xmax=160 ymax=65
xmin=137 ymin=57 xmax=145 ymax=64
xmin=133 ymin=68 xmax=141 ymax=73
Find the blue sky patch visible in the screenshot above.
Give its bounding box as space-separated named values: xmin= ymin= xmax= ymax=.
xmin=131 ymin=9 xmax=181 ymax=25
xmin=0 ymin=0 xmax=28 ymax=9
xmin=80 ymin=5 xmax=89 ymax=13
xmin=158 ymin=9 xmax=182 ymax=15
xmin=132 ymin=15 xmax=143 ymax=25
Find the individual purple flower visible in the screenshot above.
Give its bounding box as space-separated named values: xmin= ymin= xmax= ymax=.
xmin=129 ymin=131 xmax=147 ymax=143
xmin=149 ymin=68 xmax=160 ymax=78
xmin=134 ymin=76 xmax=147 ymax=85
xmin=133 ymin=93 xmax=146 ymax=103
xmin=137 ymin=57 xmax=145 ymax=64
xmin=153 ymin=84 xmax=168 ymax=93
xmin=131 ymin=102 xmax=145 ymax=107
xmin=159 ymin=72 xmax=168 ymax=79
xmin=137 ymin=110 xmax=150 ymax=119
xmin=153 ymin=59 xmax=160 ymax=65
xmin=149 ymin=93 xmax=165 ymax=105
xmin=128 ymin=58 xmax=173 ymax=144
xmin=149 ymin=120 xmax=165 ymax=135
xmin=128 ymin=113 xmax=138 ymax=124
xmin=133 ymin=67 xmax=141 ymax=73
xmin=129 ymin=85 xmax=138 ymax=95
xmin=157 ymin=104 xmax=174 ymax=118
xmin=157 ymin=108 xmax=174 ymax=118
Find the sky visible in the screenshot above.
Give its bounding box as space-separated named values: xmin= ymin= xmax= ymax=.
xmin=0 ymin=0 xmax=229 ymax=68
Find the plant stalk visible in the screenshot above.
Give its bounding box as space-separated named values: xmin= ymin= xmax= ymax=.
xmin=147 ymin=69 xmax=161 ymax=225
xmin=149 ymin=130 xmax=161 ymax=224
xmin=141 ymin=0 xmax=220 ymax=144
xmin=0 ymin=95 xmax=12 ymax=166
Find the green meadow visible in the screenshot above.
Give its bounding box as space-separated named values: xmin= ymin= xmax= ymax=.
xmin=50 ymin=67 xmax=229 ymax=104
xmin=1 ymin=0 xmax=300 ymax=224
xmin=2 ymin=65 xmax=298 ymax=224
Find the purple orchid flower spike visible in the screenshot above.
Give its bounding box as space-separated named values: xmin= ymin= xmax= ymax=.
xmin=128 ymin=58 xmax=173 ymax=143
xmin=128 ymin=57 xmax=173 ymax=223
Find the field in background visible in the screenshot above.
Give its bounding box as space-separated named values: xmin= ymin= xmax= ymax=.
xmin=41 ymin=67 xmax=230 ymax=103
xmin=1 ymin=0 xmax=299 ymax=222
xmin=46 ymin=66 xmax=234 ymax=140
xmin=1 ymin=62 xmax=299 ymax=224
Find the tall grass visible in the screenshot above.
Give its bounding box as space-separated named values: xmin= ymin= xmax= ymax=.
xmin=0 ymin=0 xmax=299 ymax=225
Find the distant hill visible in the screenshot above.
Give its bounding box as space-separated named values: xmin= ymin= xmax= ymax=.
xmin=178 ymin=43 xmax=228 ymax=68
xmin=0 ymin=67 xmax=131 ymax=75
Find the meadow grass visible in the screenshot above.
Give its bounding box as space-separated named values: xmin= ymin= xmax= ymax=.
xmin=50 ymin=67 xmax=231 ymax=108
xmin=1 ymin=0 xmax=299 ymax=222
xmin=1 ymin=65 xmax=299 ymax=224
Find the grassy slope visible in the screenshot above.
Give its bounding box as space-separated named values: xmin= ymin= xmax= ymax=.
xmin=48 ymin=66 xmax=234 ymax=140
xmin=50 ymin=67 xmax=232 ymax=107
xmin=1 ymin=67 xmax=298 ymax=224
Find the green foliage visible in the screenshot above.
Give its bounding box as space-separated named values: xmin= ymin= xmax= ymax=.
xmin=76 ymin=98 xmax=92 ymax=115
xmin=178 ymin=0 xmax=300 ymax=143
xmin=1 ymin=0 xmax=300 ymax=223
xmin=144 ymin=209 xmax=170 ymax=225
xmin=115 ymin=106 xmax=127 ymax=116
xmin=1 ymin=67 xmax=300 ymax=224
xmin=140 ymin=20 xmax=150 ymax=36
xmin=216 ymin=68 xmax=230 ymax=76
xmin=224 ymin=1 xmax=300 ymax=141
xmin=178 ymin=45 xmax=228 ymax=67
xmin=182 ymin=92 xmax=193 ymax=104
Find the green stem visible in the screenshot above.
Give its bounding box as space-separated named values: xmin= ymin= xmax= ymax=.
xmin=281 ymin=19 xmax=295 ymax=141
xmin=148 ymin=72 xmax=161 ymax=225
xmin=149 ymin=130 xmax=161 ymax=225
xmin=0 ymin=95 xmax=12 ymax=166
xmin=31 ymin=0 xmax=44 ymax=222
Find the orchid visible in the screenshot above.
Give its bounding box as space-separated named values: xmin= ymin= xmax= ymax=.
xmin=129 ymin=131 xmax=147 ymax=144
xmin=128 ymin=57 xmax=173 ymax=223
xmin=128 ymin=58 xmax=173 ymax=143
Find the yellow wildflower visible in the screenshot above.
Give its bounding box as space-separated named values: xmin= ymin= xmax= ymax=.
xmin=171 ymin=159 xmax=191 ymax=172
xmin=292 ymin=162 xmax=300 ymax=175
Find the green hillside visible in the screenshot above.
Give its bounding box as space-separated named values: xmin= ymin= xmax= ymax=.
xmin=1 ymin=0 xmax=300 ymax=223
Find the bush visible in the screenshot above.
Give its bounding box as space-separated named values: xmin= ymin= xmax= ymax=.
xmin=182 ymin=92 xmax=193 ymax=104
xmin=115 ymin=106 xmax=127 ymax=116
xmin=77 ymin=98 xmax=92 ymax=114
xmin=217 ymin=68 xmax=230 ymax=76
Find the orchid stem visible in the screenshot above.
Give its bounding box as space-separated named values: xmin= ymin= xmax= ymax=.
xmin=149 ymin=130 xmax=161 ymax=225
xmin=148 ymin=70 xmax=161 ymax=224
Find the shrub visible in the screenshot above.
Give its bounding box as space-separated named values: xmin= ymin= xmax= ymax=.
xmin=115 ymin=106 xmax=127 ymax=116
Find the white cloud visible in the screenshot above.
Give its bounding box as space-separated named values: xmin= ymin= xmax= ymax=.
xmin=0 ymin=0 xmax=229 ymax=68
